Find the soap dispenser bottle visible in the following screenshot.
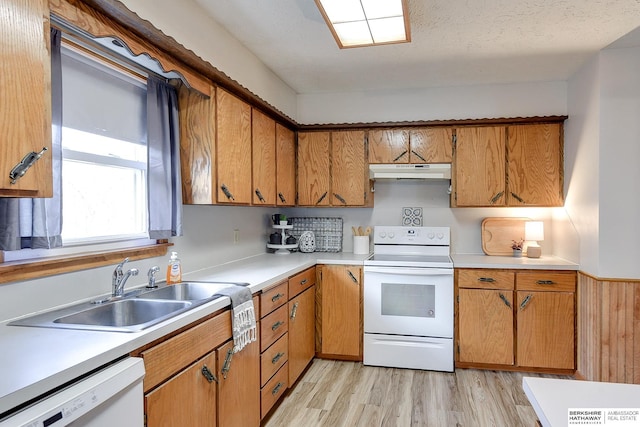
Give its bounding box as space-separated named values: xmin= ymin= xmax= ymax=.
xmin=166 ymin=251 xmax=182 ymax=285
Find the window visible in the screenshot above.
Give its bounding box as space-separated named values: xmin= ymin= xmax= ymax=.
xmin=60 ymin=44 xmax=149 ymax=245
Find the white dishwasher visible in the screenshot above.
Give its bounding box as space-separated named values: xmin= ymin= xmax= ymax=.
xmin=0 ymin=357 xmax=145 ymax=427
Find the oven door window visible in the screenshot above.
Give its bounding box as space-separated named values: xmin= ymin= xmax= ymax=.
xmin=381 ymin=283 xmax=435 ymax=318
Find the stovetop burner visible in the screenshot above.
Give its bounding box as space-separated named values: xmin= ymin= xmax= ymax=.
xmin=365 ymin=226 xmax=452 ymax=269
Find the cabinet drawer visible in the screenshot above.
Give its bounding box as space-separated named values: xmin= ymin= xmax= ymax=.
xmin=139 ymin=310 xmax=232 ymax=392
xmin=457 ymin=269 xmax=515 ymax=290
xmin=260 ymin=305 xmax=289 ymax=352
xmin=261 ymin=361 xmax=288 ymax=419
xmin=289 ymin=267 xmax=316 ymax=298
xmin=260 ymin=281 xmax=288 ymax=317
xmin=516 ymin=272 xmax=576 ymax=292
xmin=261 ymin=333 xmax=288 ymax=386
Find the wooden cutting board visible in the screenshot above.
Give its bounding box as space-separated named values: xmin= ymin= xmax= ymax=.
xmin=481 ymin=217 xmax=531 ymax=256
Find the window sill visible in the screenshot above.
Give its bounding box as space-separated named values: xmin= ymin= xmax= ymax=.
xmin=0 ymin=241 xmax=172 ymax=285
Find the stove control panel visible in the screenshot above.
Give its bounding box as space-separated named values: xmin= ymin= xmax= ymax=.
xmin=373 ymin=226 xmax=450 ymax=245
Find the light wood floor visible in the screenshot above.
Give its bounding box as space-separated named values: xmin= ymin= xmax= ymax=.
xmin=264 ymin=359 xmax=571 ymax=426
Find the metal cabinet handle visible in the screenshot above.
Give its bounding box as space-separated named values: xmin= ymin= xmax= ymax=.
xmin=290 ymin=302 xmax=299 ymax=320
xmin=519 ymin=294 xmax=532 ymax=310
xmin=334 ymin=193 xmax=347 ymax=205
xmin=347 ymin=270 xmax=358 ymax=284
xmin=316 ymin=191 xmax=327 ymax=205
xmin=411 ymin=150 xmax=426 ymax=162
xmin=499 ymin=293 xmax=512 ymax=308
xmin=9 ymin=147 xmax=48 ymax=184
xmin=478 ymin=277 xmax=495 ymax=283
xmin=511 ymin=192 xmax=525 ymax=203
xmin=255 ymin=188 xmax=265 ymax=202
xmin=299 ymin=278 xmax=308 ymax=285
xmin=490 ymin=191 xmax=504 ymax=204
xmin=221 ymin=348 xmax=233 ymax=379
xmin=221 ymin=184 xmax=235 ymax=201
xmin=272 ymin=352 xmax=285 ymax=365
xmin=272 ymin=382 xmax=284 ymax=396
xmin=271 ymin=293 xmax=284 ymax=303
xmin=393 ymin=150 xmax=408 ymax=162
xmin=278 ymin=192 xmax=286 ymax=203
xmin=536 ymin=280 xmax=555 ymax=285
xmin=271 ymin=320 xmax=284 ymax=331
xmin=201 ymin=365 xmax=218 ymax=384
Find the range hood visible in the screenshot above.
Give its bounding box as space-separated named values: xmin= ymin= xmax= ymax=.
xmin=369 ymin=164 xmax=451 ymax=180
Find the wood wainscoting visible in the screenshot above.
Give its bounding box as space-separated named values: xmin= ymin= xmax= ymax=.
xmin=577 ymin=272 xmax=640 ymax=383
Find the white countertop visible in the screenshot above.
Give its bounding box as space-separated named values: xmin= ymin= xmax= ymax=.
xmin=523 ymin=377 xmax=640 ymax=426
xmin=0 ymin=252 xmax=370 ymax=416
xmin=452 ymin=254 xmax=579 ymax=270
xmin=0 ymin=250 xmax=576 ymax=416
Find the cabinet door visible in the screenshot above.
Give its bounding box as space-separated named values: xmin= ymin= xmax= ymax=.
xmin=145 ymin=352 xmax=217 ymax=427
xmin=454 ymin=126 xmax=506 ymax=207
xmin=319 ymin=265 xmax=362 ymax=358
xmin=275 ymin=124 xmax=295 ymax=206
xmin=331 ymin=130 xmax=365 ymax=206
xmin=516 ymin=290 xmax=575 ymax=369
xmin=458 ymin=288 xmax=514 ymax=365
xmin=179 ymin=84 xmax=216 ymax=204
xmin=507 ymin=123 xmax=564 ymax=206
xmin=0 ymin=0 xmax=52 ymax=197
xmin=409 ymin=127 xmax=453 ymax=163
xmin=217 ymin=339 xmax=261 ymax=427
xmin=368 ymin=129 xmax=409 ymax=163
xmin=216 ymin=88 xmax=252 ymax=204
xmin=252 ymin=109 xmax=276 ymax=205
xmin=288 ymin=286 xmax=315 ymax=385
xmin=297 ymin=132 xmax=330 ymax=206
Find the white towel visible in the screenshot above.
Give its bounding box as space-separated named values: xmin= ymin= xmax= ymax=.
xmin=218 ymin=285 xmax=257 ymax=353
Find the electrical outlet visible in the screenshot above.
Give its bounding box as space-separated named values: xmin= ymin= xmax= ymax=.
xmin=233 ymin=229 xmax=239 ymax=244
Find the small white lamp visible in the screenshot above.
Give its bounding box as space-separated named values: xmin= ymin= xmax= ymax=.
xmin=525 ymin=221 xmax=544 ymax=258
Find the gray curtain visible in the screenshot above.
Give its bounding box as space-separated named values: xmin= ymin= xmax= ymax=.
xmin=146 ymin=77 xmax=183 ymax=238
xmin=0 ymin=28 xmax=63 ymax=251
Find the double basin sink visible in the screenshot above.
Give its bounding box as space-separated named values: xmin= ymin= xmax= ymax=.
xmin=10 ymin=282 xmax=242 ymax=333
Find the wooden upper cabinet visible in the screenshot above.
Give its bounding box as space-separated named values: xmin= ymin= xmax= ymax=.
xmin=409 ymin=127 xmax=453 ymax=163
xmin=297 ymin=131 xmax=331 ymax=206
xmin=275 ymin=124 xmax=296 ymax=206
xmin=331 ymin=130 xmax=366 ymax=206
xmin=368 ymin=129 xmax=409 ymax=163
xmin=454 ymin=126 xmax=506 ymax=207
xmin=216 ymin=88 xmax=252 ymax=204
xmin=179 ymin=83 xmax=216 ymax=205
xmin=507 ymin=123 xmax=564 ymax=206
xmin=252 ymin=109 xmax=276 ymax=205
xmin=0 ymin=0 xmax=52 ymax=197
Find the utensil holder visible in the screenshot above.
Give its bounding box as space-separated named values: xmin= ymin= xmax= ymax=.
xmin=353 ymin=236 xmax=369 ymax=254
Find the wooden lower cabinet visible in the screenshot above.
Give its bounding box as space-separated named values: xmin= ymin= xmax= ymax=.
xmin=216 ymin=339 xmax=261 ymax=427
xmin=317 ymin=265 xmax=362 ymax=359
xmin=456 ymin=268 xmax=576 ymax=373
xmin=288 ymin=286 xmax=315 ymax=385
xmin=145 ymin=351 xmax=217 ymax=427
xmin=458 ymin=288 xmax=514 ymax=365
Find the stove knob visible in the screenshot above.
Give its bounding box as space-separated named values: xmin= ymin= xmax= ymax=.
xmin=379 ymin=232 xmax=386 ymax=238
xmin=388 ymin=232 xmax=395 ymax=239
xmin=428 ymin=233 xmax=435 ymax=239
xmin=437 ymin=233 xmax=444 ymax=240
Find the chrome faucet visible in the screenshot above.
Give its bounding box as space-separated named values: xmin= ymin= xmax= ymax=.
xmin=112 ymin=258 xmax=139 ymax=298
xmin=147 ymin=266 xmax=160 ymax=288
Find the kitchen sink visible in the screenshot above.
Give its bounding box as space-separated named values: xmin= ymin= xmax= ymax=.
xmin=8 ymin=281 xmax=244 ymax=333
xmin=137 ymin=282 xmax=236 ymax=301
xmin=53 ymin=299 xmax=192 ymax=330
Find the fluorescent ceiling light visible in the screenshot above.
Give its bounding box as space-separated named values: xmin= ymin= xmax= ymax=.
xmin=315 ymin=0 xmax=410 ymax=49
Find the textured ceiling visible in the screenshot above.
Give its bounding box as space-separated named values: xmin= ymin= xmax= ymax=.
xmin=195 ymin=0 xmax=640 ymax=94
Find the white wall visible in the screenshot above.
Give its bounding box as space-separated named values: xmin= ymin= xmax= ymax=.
xmin=117 ymin=0 xmax=298 ymax=120
xmin=297 ymin=81 xmax=567 ymax=124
